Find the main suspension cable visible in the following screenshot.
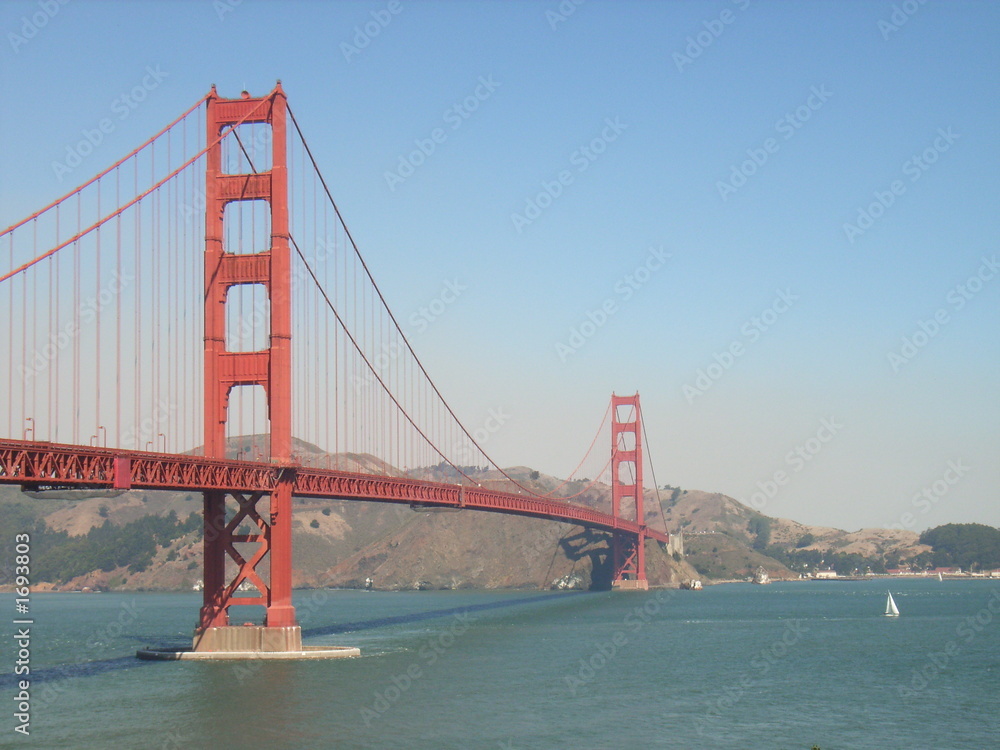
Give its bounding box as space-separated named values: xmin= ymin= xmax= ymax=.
xmin=286 ymin=103 xmax=610 ymax=501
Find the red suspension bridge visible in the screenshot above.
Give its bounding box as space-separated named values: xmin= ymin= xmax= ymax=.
xmin=0 ymin=83 xmax=668 ymax=654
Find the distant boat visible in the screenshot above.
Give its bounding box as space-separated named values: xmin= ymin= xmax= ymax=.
xmin=938 ymin=572 xmax=944 ymax=582
xmin=884 ymin=591 xmax=900 ymax=617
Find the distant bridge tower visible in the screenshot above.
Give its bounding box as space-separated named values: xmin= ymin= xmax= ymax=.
xmin=611 ymin=393 xmax=648 ymax=590
xmin=198 ymin=83 xmax=299 ymax=652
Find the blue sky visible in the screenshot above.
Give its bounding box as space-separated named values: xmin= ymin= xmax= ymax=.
xmin=1 ymin=0 xmax=997 ymax=531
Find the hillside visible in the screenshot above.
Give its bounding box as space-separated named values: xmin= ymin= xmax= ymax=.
xmin=0 ymin=439 xmax=940 ymax=591
xmin=656 ymin=486 xmax=932 ymax=579
xmin=0 ymin=450 xmax=697 ymax=592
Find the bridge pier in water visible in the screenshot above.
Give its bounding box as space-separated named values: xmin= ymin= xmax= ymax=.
xmin=610 ymin=393 xmax=649 ymax=590
xmin=194 ymin=479 xmax=302 ymax=653
xmin=187 ymin=83 xmax=311 ymax=655
xmin=138 ymin=85 xmax=359 ymax=660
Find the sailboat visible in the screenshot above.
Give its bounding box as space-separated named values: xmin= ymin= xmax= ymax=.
xmin=884 ymin=591 xmax=900 ymax=617
xmin=938 ymin=571 xmax=944 ymax=582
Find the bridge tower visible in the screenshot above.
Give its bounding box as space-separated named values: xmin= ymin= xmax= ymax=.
xmin=611 ymin=393 xmax=648 ymax=590
xmin=197 ymin=83 xmax=299 ymax=651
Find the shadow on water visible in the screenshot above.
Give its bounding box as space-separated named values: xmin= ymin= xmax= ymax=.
xmin=0 ymin=591 xmax=587 ymax=689
xmin=0 ymin=655 xmax=149 ymax=689
xmin=301 ymin=591 xmax=583 ymax=638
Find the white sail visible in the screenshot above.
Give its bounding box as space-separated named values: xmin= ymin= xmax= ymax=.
xmin=884 ymin=591 xmax=900 ymax=617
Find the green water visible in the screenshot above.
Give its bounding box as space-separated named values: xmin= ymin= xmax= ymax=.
xmin=2 ymin=579 xmax=998 ymax=748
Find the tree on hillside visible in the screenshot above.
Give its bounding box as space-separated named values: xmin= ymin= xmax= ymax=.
xmin=748 ymin=516 xmax=771 ymax=551
xmin=20 ymin=510 xmax=203 ymax=584
xmin=919 ymin=523 xmax=1000 ymax=570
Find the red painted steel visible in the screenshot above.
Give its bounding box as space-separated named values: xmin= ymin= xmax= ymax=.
xmin=1 ymin=96 xmax=209 ymax=240
xmin=611 ymin=393 xmax=647 ymax=583
xmin=202 ymin=83 xmax=296 ymax=631
xmin=0 ymin=439 xmax=669 ymax=544
xmin=113 ymin=457 xmax=131 ymax=490
xmin=1 ymin=87 xmax=671 ymax=641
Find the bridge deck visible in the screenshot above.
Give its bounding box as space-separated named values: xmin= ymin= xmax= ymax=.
xmin=0 ymin=439 xmax=668 ymax=543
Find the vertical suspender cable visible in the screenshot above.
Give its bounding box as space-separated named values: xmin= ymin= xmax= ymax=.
xmin=115 ymin=168 xmax=122 ymax=447
xmin=95 ymin=181 xmax=102 ymax=443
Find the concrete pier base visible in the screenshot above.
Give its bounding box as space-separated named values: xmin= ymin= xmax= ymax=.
xmin=612 ymin=579 xmax=649 ymax=591
xmin=136 ymin=645 xmax=360 ymax=661
xmin=135 ymin=625 xmax=360 ymax=661
xmin=192 ymin=625 xmax=303 ymax=653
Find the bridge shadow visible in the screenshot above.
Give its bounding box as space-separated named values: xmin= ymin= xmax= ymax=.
xmin=300 ymin=591 xmax=582 ymax=638
xmin=557 ymin=529 xmax=614 ymax=590
xmin=0 ymin=592 xmax=587 ymax=690
xmin=0 ymin=655 xmax=150 ymax=690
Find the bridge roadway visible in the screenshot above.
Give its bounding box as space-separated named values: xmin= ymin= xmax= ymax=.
xmin=0 ymin=439 xmax=668 ymax=543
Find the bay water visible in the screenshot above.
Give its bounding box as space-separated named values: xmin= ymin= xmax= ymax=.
xmin=2 ymin=578 xmax=998 ymax=748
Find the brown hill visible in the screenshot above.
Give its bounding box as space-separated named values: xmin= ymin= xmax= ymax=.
xmin=0 ymin=439 xmax=930 ymax=591
xmin=0 ymin=452 xmax=696 ymax=592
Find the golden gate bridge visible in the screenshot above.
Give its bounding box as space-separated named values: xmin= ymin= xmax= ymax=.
xmin=0 ymin=83 xmax=667 ymax=656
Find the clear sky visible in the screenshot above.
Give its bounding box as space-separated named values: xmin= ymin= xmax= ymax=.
xmin=1 ymin=0 xmax=997 ymax=532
